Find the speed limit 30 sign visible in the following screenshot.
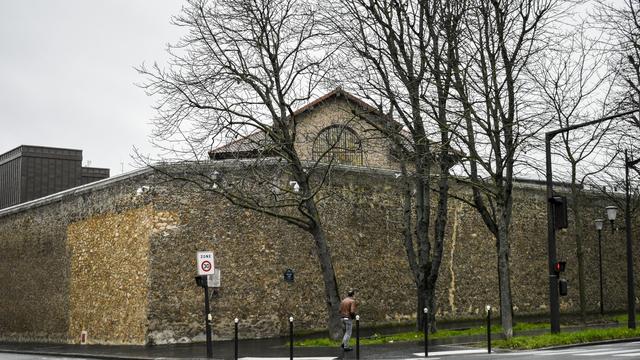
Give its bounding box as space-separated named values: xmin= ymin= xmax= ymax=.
xmin=197 ymin=251 xmax=215 ymax=276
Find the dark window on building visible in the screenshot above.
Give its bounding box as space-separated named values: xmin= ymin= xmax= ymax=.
xmin=312 ymin=125 xmax=363 ymax=166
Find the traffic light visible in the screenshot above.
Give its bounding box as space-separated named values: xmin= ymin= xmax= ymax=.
xmin=554 ymin=261 xmax=566 ymax=274
xmin=559 ymin=279 xmax=568 ymax=296
xmin=550 ymin=196 xmax=568 ymax=229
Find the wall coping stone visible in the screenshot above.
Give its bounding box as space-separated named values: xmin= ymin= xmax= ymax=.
xmin=0 ymin=167 xmax=154 ymax=218
xmin=0 ymin=157 xmax=605 ymax=219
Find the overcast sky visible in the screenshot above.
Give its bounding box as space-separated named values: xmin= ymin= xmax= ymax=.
xmin=0 ymin=0 xmax=184 ymax=175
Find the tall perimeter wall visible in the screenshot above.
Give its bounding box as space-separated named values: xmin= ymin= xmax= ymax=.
xmin=0 ymin=166 xmax=637 ymax=345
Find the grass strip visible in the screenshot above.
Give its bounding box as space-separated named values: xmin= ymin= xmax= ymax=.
xmin=294 ymin=321 xmax=548 ymax=347
xmin=492 ymin=327 xmax=640 ymax=350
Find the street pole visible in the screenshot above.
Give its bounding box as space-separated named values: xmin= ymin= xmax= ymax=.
xmin=545 ymin=109 xmax=636 ymax=334
xmin=625 ymin=150 xmax=637 ymax=329
xmin=546 ymin=134 xmax=561 ymax=333
xmin=598 ymin=228 xmax=604 ymax=316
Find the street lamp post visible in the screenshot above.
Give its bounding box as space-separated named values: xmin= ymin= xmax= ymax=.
xmin=595 ymin=218 xmax=604 ymax=316
xmin=606 ymin=206 xmax=618 ymax=233
xmin=545 ymin=109 xmax=636 ymax=333
xmin=625 ymin=150 xmax=638 ymax=329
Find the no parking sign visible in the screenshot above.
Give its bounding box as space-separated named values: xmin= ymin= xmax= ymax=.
xmin=197 ymin=251 xmax=215 ymax=276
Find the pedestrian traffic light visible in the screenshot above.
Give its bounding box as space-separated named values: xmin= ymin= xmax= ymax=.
xmin=554 ymin=261 xmax=566 ymax=274
xmin=559 ymin=279 xmax=568 ymax=296
xmin=550 ymin=196 xmax=568 ymax=229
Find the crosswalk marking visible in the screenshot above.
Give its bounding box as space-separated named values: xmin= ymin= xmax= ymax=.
xmin=614 ymin=352 xmax=640 ymax=357
xmin=413 ymin=349 xmax=487 ymax=356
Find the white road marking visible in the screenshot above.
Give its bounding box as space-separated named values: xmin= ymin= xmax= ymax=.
xmin=580 ymin=349 xmax=640 ymax=356
xmin=529 ymin=348 xmax=618 ymax=356
xmin=240 ymin=358 xmax=337 ymax=360
xmin=413 ymin=349 xmax=488 ymax=356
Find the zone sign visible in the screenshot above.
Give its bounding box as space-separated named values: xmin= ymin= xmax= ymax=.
xmin=197 ymin=251 xmax=215 ymax=276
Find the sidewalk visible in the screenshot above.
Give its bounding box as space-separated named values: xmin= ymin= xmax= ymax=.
xmin=0 ymin=336 xmax=484 ymax=360
xmin=0 ymin=318 xmax=627 ymax=360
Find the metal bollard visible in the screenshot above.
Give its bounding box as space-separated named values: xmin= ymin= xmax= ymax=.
xmin=289 ymin=316 xmax=294 ymax=360
xmin=424 ymin=307 xmax=428 ymax=358
xmin=356 ymin=315 xmax=360 ymax=359
xmin=234 ymin=318 xmax=239 ymax=360
xmin=486 ymin=305 xmax=492 ymax=354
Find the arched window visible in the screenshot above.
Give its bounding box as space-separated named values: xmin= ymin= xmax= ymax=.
xmin=312 ymin=125 xmax=363 ymax=166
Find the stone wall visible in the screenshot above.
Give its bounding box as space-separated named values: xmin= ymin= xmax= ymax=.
xmin=0 ymin=166 xmax=638 ymax=345
xmin=294 ymin=96 xmax=399 ymax=169
xmin=67 ymin=205 xmax=157 ymax=344
xmin=0 ymin=171 xmax=155 ymax=344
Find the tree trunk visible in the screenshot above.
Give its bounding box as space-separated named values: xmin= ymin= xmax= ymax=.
xmin=570 ymin=169 xmax=587 ymax=322
xmin=497 ymin=210 xmax=513 ymax=339
xmin=417 ymin=283 xmax=426 ymax=330
xmin=306 ymin=202 xmax=342 ymax=340
xmin=426 ymin=278 xmax=437 ymax=333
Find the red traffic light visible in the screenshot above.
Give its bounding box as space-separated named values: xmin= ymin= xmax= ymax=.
xmin=554 ymin=261 xmax=566 ymax=273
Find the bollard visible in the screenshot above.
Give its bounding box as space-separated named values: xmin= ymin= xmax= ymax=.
xmin=486 ymin=305 xmax=492 ymax=354
xmin=424 ymin=307 xmax=428 ymax=358
xmin=356 ymin=315 xmax=360 ymax=359
xmin=289 ymin=316 xmax=294 ymax=360
xmin=204 ymin=284 xmax=213 ymax=359
xmin=234 ymin=318 xmax=239 ymax=360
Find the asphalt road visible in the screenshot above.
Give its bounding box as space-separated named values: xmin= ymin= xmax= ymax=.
xmin=1 ymin=341 xmax=640 ymax=359
xmin=0 ymin=355 xmax=91 ymax=360
xmin=410 ymin=341 xmax=640 ymax=359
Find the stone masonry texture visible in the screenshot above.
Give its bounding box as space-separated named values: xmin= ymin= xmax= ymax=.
xmin=0 ymin=167 xmax=638 ymax=345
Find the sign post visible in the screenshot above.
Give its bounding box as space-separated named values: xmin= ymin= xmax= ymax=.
xmin=196 ymin=251 xmax=215 ymax=359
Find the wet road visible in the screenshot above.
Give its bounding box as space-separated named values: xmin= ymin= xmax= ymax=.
xmin=1 ymin=341 xmax=639 ymax=359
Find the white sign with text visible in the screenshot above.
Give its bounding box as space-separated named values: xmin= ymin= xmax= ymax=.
xmin=197 ymin=251 xmax=215 ymax=276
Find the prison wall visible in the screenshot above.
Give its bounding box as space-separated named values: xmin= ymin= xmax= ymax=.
xmin=0 ymin=167 xmax=638 ymax=345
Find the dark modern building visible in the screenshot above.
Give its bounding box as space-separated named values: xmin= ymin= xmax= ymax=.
xmin=0 ymin=145 xmax=109 ymax=209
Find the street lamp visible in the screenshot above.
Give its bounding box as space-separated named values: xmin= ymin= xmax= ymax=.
xmin=625 ymin=150 xmax=638 ymax=329
xmin=595 ymin=219 xmax=604 ymax=316
xmin=606 ymin=206 xmax=618 ymax=233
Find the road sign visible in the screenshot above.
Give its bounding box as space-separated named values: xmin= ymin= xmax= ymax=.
xmin=207 ymin=269 xmax=221 ymax=288
xmin=197 ymin=251 xmax=215 ymax=276
xmin=284 ymin=268 xmax=294 ymax=283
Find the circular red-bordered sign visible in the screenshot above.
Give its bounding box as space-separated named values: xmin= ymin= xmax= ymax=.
xmin=201 ymin=260 xmax=212 ymax=272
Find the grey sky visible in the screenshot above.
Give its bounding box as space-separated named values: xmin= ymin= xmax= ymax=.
xmin=0 ymin=0 xmax=184 ymax=174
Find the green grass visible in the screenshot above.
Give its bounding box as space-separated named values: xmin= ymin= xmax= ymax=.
xmin=610 ymin=314 xmax=640 ymax=324
xmin=493 ymin=327 xmax=640 ymax=350
xmin=293 ymin=316 xmax=640 ymax=349
xmin=294 ymin=321 xmax=549 ymax=347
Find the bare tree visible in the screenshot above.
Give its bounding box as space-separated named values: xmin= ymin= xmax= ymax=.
xmin=531 ymin=22 xmax=613 ymax=320
xmin=593 ymin=0 xmax=640 ymax=221
xmin=450 ymin=0 xmax=561 ymax=339
xmin=596 ymin=0 xmax=640 ymax=113
xmin=137 ymin=0 xmax=347 ymax=339
xmin=327 ymin=0 xmax=462 ymax=332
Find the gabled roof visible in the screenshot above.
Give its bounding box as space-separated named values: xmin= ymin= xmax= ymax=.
xmin=208 ymin=87 xmax=389 ymax=160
